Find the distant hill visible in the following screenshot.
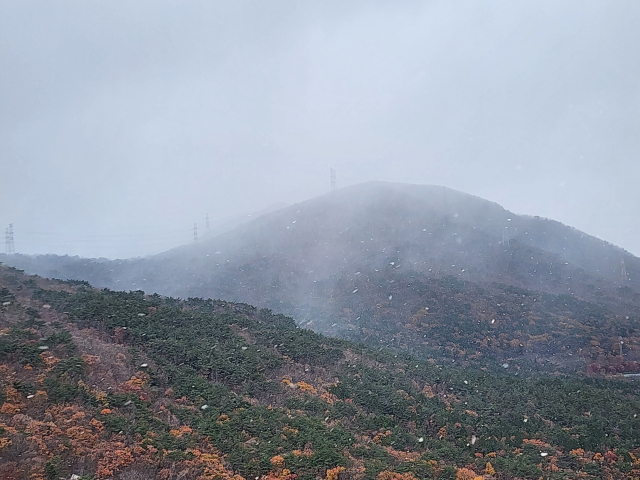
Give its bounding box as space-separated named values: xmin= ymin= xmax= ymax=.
xmin=2 ymin=264 xmax=640 ymax=480
xmin=4 ymin=182 xmax=640 ymax=371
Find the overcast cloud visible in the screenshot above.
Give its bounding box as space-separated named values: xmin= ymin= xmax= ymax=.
xmin=1 ymin=1 xmax=639 ymax=258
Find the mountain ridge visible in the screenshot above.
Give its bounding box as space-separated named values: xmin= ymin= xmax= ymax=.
xmin=3 ymin=182 xmax=640 ymax=372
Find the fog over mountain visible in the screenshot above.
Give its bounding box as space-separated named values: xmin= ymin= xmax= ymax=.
xmin=4 ymin=182 xmax=640 ymax=371
xmin=2 ymin=1 xmax=640 ymax=258
xmin=4 ymin=5 xmax=640 ymax=477
xmin=6 ymin=182 xmax=638 ymax=292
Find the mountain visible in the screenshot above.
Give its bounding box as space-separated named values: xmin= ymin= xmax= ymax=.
xmin=2 ymin=264 xmax=640 ymax=480
xmin=4 ymin=182 xmax=640 ymax=372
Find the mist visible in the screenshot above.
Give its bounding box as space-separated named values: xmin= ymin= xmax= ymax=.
xmin=2 ymin=1 xmax=640 ymax=258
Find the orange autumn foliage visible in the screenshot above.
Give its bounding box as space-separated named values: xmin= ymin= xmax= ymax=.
xmin=455 ymin=467 xmax=483 ymax=480
xmin=95 ymin=446 xmax=134 ymax=478
xmin=1 ymin=386 xmax=25 ymax=414
xmin=292 ymin=447 xmax=313 ymax=457
xmin=90 ymin=418 xmax=104 ymax=432
xmin=522 ymin=438 xmax=550 ymax=448
xmin=119 ymin=371 xmax=149 ymax=392
xmin=40 ymin=351 xmax=60 ymax=370
xmin=0 ymin=401 xmax=22 ymax=414
xmin=382 ymin=446 xmax=421 ymax=462
xmin=320 ymin=392 xmax=339 ymax=404
xmin=194 ymin=450 xmax=245 ymax=480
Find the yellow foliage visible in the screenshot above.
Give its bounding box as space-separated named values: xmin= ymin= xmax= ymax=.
xmin=422 ymin=385 xmax=435 ymax=398
xmin=34 ymin=390 xmax=48 ymax=401
xmin=92 ymin=388 xmax=108 ymax=405
xmin=169 ymin=425 xmax=193 ymax=438
xmin=0 ymin=437 xmax=11 ymax=449
xmin=373 ymin=430 xmax=392 ymax=444
xmin=297 ymin=381 xmax=317 ymax=394
xmin=485 ymin=462 xmax=495 ymax=475
xmin=271 ymin=455 xmax=285 ymax=468
xmin=326 ymin=466 xmax=345 ymax=480
xmin=377 ymin=471 xmax=417 ymax=480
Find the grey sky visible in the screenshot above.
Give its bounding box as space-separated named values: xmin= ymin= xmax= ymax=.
xmin=2 ymin=1 xmax=639 ymax=258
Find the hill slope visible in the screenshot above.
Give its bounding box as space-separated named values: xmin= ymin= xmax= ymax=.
xmin=2 ymin=265 xmax=640 ymax=479
xmin=4 ymin=182 xmax=640 ymax=372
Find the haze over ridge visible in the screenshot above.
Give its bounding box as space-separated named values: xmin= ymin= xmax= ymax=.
xmin=4 ymin=181 xmax=640 ymax=375
xmin=3 ymin=180 xmax=638 ymax=304
xmin=2 ymin=1 xmax=640 ymax=258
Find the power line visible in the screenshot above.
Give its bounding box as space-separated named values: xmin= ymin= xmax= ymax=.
xmin=17 ymin=228 xmax=192 ymax=239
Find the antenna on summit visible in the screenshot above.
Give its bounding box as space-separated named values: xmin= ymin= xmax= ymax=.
xmin=5 ymin=224 xmax=14 ymax=255
xmin=330 ymin=168 xmax=337 ymax=191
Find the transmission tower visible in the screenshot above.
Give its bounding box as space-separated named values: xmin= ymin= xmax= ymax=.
xmin=193 ymin=223 xmax=198 ymax=244
xmin=502 ymin=227 xmax=510 ymax=247
xmin=5 ymin=224 xmax=14 ymax=254
xmin=330 ymin=168 xmax=337 ymax=191
xmin=205 ymin=214 xmax=210 ymax=238
xmin=621 ymin=257 xmax=628 ymax=282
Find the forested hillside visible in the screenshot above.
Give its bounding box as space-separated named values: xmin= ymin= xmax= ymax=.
xmin=2 ymin=265 xmax=640 ymax=479
xmin=4 ymin=183 xmax=640 ymax=374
